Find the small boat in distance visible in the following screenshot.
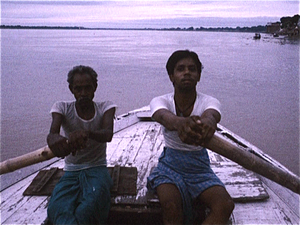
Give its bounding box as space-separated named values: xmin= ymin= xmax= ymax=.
xmin=0 ymin=106 xmax=299 ymax=224
xmin=253 ymin=33 xmax=261 ymax=39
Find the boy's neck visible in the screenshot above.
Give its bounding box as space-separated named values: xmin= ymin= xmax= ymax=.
xmin=174 ymin=89 xmax=197 ymax=117
xmin=174 ymin=88 xmax=196 ymax=104
xmin=75 ymin=101 xmax=95 ymax=120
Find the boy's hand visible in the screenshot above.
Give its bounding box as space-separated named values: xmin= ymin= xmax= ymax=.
xmin=47 ymin=133 xmax=71 ymax=157
xmin=68 ymin=130 xmax=89 ymax=151
xmin=177 ymin=116 xmax=203 ymax=146
xmin=196 ymin=116 xmax=217 ymax=146
xmin=152 ymin=108 xmax=219 ymax=147
xmin=177 ymin=116 xmax=217 ymax=147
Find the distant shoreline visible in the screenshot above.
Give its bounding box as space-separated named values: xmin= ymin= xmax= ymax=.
xmin=0 ymin=25 xmax=267 ymax=33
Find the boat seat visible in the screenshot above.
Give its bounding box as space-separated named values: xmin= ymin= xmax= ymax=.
xmin=23 ymin=166 xmax=138 ymax=196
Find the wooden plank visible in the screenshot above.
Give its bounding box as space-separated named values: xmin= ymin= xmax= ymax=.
xmin=206 ymin=131 xmax=300 ymax=194
xmin=106 ymin=137 xmax=127 ymax=162
xmin=259 ymin=176 xmax=300 ymax=218
xmin=117 ymin=123 xmax=155 ymax=166
xmin=108 ymin=205 xmax=163 ymax=225
xmin=0 ymin=176 xmax=38 ymax=222
xmin=225 ymin=183 xmax=268 ymax=202
xmin=232 ymin=183 xmax=300 ymax=224
xmin=24 ymin=197 xmax=49 ymax=225
xmin=1 ymin=174 xmax=34 ymax=205
xmin=208 ymin=150 xmax=269 ymax=202
xmin=107 ymin=137 xmax=134 ymax=166
xmin=22 ymin=166 xmax=138 ymax=197
xmin=113 ymin=112 xmax=139 ymax=133
xmin=0 ymin=160 xmax=64 ymax=224
xmin=213 ymin=164 xmax=265 ymax=185
xmin=110 ymin=122 xmax=162 ymax=205
xmin=111 ymin=166 xmax=121 ymax=193
xmin=3 ymin=196 xmax=48 ymax=224
xmin=107 ymin=123 xmax=152 ymax=165
xmin=132 ymin=123 xmax=162 ymax=203
xmin=22 ymin=168 xmax=63 ymax=196
xmin=127 ymin=122 xmax=162 ymax=166
xmin=32 ymin=168 xmax=59 ymax=193
xmin=1 ymin=159 xmax=64 ymax=202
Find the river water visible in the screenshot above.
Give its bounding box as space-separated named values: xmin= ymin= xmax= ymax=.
xmin=1 ymin=29 xmax=299 ymax=189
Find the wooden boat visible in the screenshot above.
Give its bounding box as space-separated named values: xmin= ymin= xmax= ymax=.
xmin=253 ymin=33 xmax=261 ymax=39
xmin=1 ymin=106 xmax=299 ymax=224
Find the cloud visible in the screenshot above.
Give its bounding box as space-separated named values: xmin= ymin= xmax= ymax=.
xmin=1 ymin=1 xmax=299 ymax=27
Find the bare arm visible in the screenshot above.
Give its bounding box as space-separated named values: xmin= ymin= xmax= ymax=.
xmin=88 ymin=107 xmax=115 ymax=142
xmin=152 ymin=109 xmax=203 ymax=145
xmin=152 ymin=108 xmax=220 ymax=146
xmin=47 ymin=113 xmax=72 ymax=157
xmin=197 ymin=108 xmax=221 ymax=145
xmin=67 ymin=107 xmax=116 ymax=150
xmin=47 ymin=107 xmax=115 ymax=157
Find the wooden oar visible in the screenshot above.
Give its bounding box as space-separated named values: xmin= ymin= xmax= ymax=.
xmin=0 ymin=132 xmax=299 ymax=195
xmin=0 ymin=146 xmax=55 ymax=175
xmin=206 ymin=132 xmax=300 ymax=195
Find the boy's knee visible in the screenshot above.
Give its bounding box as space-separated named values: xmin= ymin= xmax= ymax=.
xmin=47 ymin=201 xmax=67 ymax=224
xmin=162 ymin=200 xmax=179 ymax=211
xmin=75 ymin=188 xmax=111 ymax=223
xmin=161 ymin=200 xmax=183 ymax=223
xmin=213 ymin=198 xmax=235 ymax=217
xmin=47 ymin=200 xmax=57 ymax=217
xmin=224 ymin=198 xmax=235 ymax=215
xmin=48 ymin=200 xmax=66 ymax=217
xmin=161 ymin=200 xmax=183 ymax=224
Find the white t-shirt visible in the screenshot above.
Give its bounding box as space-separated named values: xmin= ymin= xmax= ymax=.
xmin=50 ymin=100 xmax=117 ymax=171
xmin=150 ymin=92 xmax=221 ymax=151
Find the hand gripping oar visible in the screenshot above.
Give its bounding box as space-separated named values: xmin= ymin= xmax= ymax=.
xmin=206 ymin=132 xmax=300 ymax=195
xmin=0 ymin=146 xmax=55 ymax=175
xmin=0 ymin=133 xmax=299 ymax=195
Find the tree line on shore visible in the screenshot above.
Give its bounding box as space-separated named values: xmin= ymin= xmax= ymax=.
xmin=0 ymin=24 xmax=267 ymax=33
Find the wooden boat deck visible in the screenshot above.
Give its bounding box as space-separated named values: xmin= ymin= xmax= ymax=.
xmin=1 ymin=108 xmax=299 ymax=224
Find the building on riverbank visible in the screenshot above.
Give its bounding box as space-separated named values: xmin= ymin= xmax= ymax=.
xmin=272 ymin=14 xmax=300 ymax=37
xmin=266 ymin=22 xmax=281 ymax=34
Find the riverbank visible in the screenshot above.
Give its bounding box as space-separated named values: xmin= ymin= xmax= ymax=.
xmin=0 ymin=24 xmax=267 ymax=33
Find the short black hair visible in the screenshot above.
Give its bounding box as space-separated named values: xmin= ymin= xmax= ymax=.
xmin=67 ymin=65 xmax=98 ymax=86
xmin=166 ymin=50 xmax=203 ymax=75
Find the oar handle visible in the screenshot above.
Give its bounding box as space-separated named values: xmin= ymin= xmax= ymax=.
xmin=0 ymin=146 xmax=55 ymax=175
xmin=206 ymin=133 xmax=300 ymax=195
xmin=1 ymin=132 xmax=299 ymax=195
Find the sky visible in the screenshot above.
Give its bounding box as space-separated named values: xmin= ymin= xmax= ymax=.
xmin=1 ymin=1 xmax=299 ymax=28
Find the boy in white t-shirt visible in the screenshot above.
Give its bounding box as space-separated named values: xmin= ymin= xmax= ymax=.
xmin=147 ymin=50 xmax=234 ymax=224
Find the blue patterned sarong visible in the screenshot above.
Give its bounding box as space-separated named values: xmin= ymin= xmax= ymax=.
xmin=147 ymin=147 xmax=224 ymax=224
